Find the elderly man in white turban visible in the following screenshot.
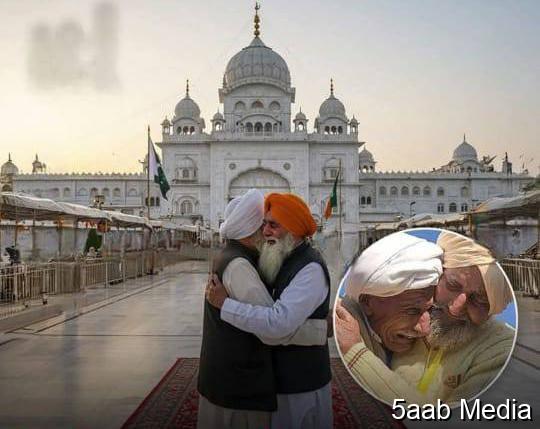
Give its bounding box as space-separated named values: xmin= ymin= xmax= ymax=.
xmin=335 ymin=231 xmax=442 ymax=402
xmin=197 ymin=189 xmax=327 ymax=429
xmin=337 ymin=230 xmax=515 ymax=406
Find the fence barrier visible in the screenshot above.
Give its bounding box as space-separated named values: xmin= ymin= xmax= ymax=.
xmin=500 ymin=258 xmax=540 ymax=298
xmin=0 ymin=250 xmax=186 ymax=320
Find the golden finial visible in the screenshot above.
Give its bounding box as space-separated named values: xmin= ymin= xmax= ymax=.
xmin=186 ymin=79 xmax=190 ymax=96
xmin=254 ymin=2 xmax=261 ymax=37
xmin=330 ymin=78 xmax=334 ymax=96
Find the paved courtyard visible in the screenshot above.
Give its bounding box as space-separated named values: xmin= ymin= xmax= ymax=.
xmin=0 ymin=260 xmax=538 ymax=428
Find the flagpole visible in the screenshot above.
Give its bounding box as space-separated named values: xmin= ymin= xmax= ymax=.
xmin=147 ymin=125 xmax=151 ymax=220
xmin=338 ymin=158 xmax=342 ymax=249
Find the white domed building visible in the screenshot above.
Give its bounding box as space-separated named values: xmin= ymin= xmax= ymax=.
xmin=6 ymin=4 xmax=533 ymax=256
xmin=158 ymin=5 xmax=363 ymax=230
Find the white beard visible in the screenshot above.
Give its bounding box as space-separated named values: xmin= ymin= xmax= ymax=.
xmin=258 ymin=234 xmax=296 ymax=284
xmin=428 ymin=306 xmax=480 ymax=351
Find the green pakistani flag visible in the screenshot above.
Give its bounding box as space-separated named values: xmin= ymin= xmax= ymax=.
xmin=148 ymin=134 xmax=170 ymax=200
xmin=324 ymin=170 xmax=339 ymax=219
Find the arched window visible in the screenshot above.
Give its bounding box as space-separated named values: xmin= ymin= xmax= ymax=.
xmin=269 ymin=101 xmax=280 ymax=111
xmin=90 ymin=188 xmax=98 ymax=198
xmin=264 ymin=122 xmax=272 ymax=132
xmin=351 ymin=125 xmax=357 ymax=133
xmin=156 ymin=197 xmax=160 ymax=207
xmin=189 ymin=126 xmax=195 ymax=134
xmin=466 ymin=166 xmax=473 ymax=173
xmin=273 ymin=123 xmax=278 ymax=132
xmin=401 ymin=186 xmax=409 ymax=196
xmin=461 ymin=186 xmax=469 ymax=197
xmin=437 ymin=187 xmax=445 ymax=197
xmin=215 ymin=123 xmax=222 ymax=131
xmin=182 ymin=169 xmax=189 ymax=178
xmin=182 ymin=126 xmax=189 ymax=134
xmin=449 ymin=202 xmax=457 ymax=213
xmin=298 ymin=122 xmax=304 ymax=131
xmin=379 ymin=186 xmax=387 ymax=196
xmin=127 ymin=188 xmax=138 ymax=197
xmin=102 ymin=188 xmax=110 ymax=198
xmin=324 ymin=126 xmax=330 ymax=134
xmin=251 ymin=100 xmax=264 ymax=109
xmin=254 ymin=122 xmax=263 ymax=133
xmin=180 ymin=200 xmax=193 ymax=215
xmin=113 ymin=188 xmax=121 ymax=198
xmin=360 ymin=196 xmax=366 ymax=205
xmin=366 ymin=196 xmax=372 ymax=205
xmin=234 ymin=101 xmax=246 ymax=112
xmin=246 ymin=122 xmax=253 ymax=132
xmin=423 ymin=186 xmax=431 ymax=196
xmin=412 ymin=186 xmax=420 ymax=196
xmin=390 ymin=186 xmax=398 ymax=196
xmin=338 ymin=126 xmax=343 ymax=134
xmin=331 ymin=126 xmax=337 ymax=134
xmin=149 ymin=197 xmax=155 ymax=206
xmin=63 ymin=187 xmax=71 ymax=198
xmin=177 ymin=127 xmax=182 ymax=134
xmin=461 ymin=203 xmax=468 ymax=212
xmin=437 ymin=203 xmax=444 ymax=213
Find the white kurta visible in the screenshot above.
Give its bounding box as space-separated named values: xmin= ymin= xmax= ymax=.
xmin=221 ymin=262 xmax=333 ymax=429
xmin=198 ymin=257 xmax=327 ymax=429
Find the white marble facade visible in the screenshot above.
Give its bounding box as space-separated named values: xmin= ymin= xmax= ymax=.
xmin=1 ymin=11 xmax=533 ymax=234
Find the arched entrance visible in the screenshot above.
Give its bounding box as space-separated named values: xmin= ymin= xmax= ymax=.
xmin=229 ymin=168 xmax=290 ymax=199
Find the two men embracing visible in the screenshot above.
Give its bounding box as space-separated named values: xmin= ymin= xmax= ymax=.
xmin=198 ymin=189 xmax=333 ymax=429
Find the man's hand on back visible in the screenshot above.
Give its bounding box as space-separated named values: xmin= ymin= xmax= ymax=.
xmin=205 ymin=274 xmax=229 ymax=309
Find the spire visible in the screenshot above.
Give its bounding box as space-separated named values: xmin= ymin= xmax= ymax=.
xmin=35 ymin=154 xmax=39 ymax=161
xmin=186 ymin=79 xmax=190 ymax=97
xmin=330 ymin=78 xmax=334 ymax=96
xmin=254 ymin=2 xmax=261 ymax=37
xmin=463 ymin=133 xmax=467 ymax=143
xmin=8 ymin=152 xmax=11 ymax=162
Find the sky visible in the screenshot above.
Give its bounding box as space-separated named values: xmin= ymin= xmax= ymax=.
xmin=0 ymin=0 xmax=538 ymax=174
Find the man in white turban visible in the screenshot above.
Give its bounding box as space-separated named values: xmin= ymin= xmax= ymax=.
xmin=197 ymin=189 xmax=327 ymax=429
xmin=336 ymin=231 xmax=442 ymax=367
xmin=336 ymin=230 xmax=515 ymax=406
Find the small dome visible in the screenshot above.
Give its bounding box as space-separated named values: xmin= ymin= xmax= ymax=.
xmin=1 ymin=155 xmax=18 ymax=176
xmin=295 ymin=110 xmax=307 ymax=121
xmin=350 ymin=116 xmax=358 ymax=125
xmin=161 ymin=117 xmax=171 ymax=126
xmin=359 ymin=147 xmax=374 ymax=162
xmin=224 ymin=37 xmax=291 ymax=91
xmin=212 ymin=111 xmax=224 ymax=121
xmin=319 ymin=93 xmax=347 ymax=120
xmin=174 ymin=94 xmax=201 ymax=119
xmin=453 ymin=136 xmax=478 ymax=162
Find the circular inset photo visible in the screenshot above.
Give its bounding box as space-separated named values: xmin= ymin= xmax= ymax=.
xmin=334 ymin=228 xmax=517 ymax=407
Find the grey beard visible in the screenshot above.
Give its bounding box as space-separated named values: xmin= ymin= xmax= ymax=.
xmin=428 ymin=305 xmax=479 ymax=351
xmin=258 ymin=234 xmax=296 ymax=284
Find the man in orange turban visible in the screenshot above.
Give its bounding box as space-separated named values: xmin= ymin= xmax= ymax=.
xmin=207 ymin=192 xmax=333 ymax=429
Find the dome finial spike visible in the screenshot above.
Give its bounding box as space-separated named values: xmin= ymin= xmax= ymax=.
xmin=330 ymin=78 xmax=334 ymax=96
xmin=186 ymin=79 xmax=190 ymax=96
xmin=463 ymin=133 xmax=466 ymax=143
xmin=8 ymin=152 xmax=11 ymax=162
xmin=254 ymin=2 xmax=261 ymax=37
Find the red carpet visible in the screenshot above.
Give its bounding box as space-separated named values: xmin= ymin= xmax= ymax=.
xmin=122 ymin=358 xmax=406 ymax=429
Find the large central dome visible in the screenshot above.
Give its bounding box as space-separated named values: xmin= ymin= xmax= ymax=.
xmin=224 ymin=36 xmax=291 ymax=91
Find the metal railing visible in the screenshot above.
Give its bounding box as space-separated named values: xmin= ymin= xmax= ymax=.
xmin=0 ymin=250 xmax=186 ymax=320
xmin=500 ymin=258 xmax=540 ymax=298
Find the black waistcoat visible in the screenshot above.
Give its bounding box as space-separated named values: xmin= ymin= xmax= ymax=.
xmin=197 ymin=240 xmax=277 ymax=411
xmin=271 ymin=241 xmax=332 ymax=393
